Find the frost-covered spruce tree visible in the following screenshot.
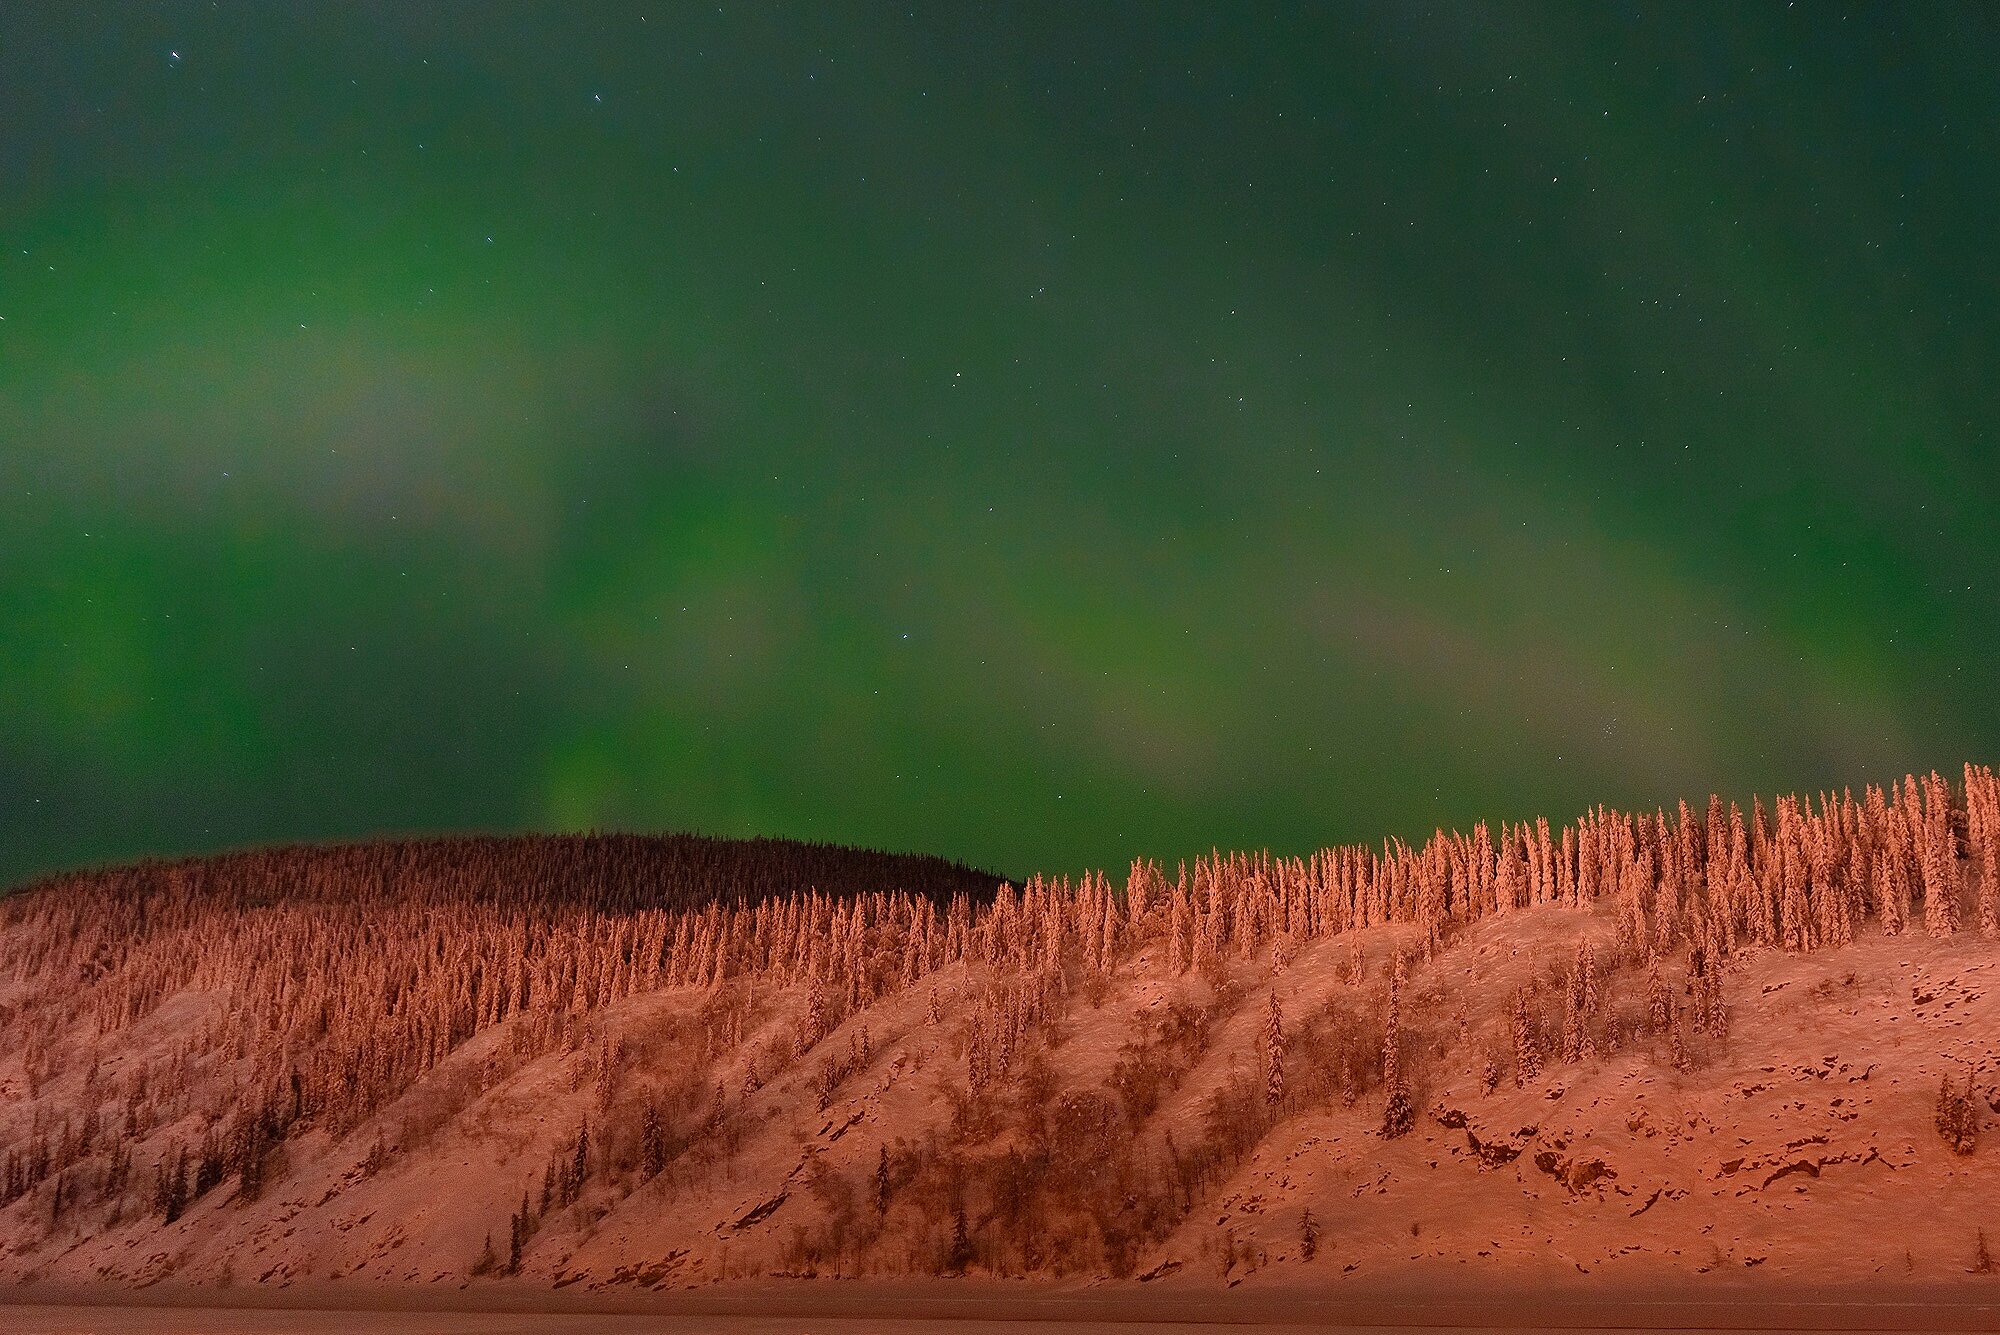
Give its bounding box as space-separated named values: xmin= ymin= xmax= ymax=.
xmin=1511 ymin=987 xmax=1540 ymax=1088
xmin=1381 ymin=954 xmax=1413 ymax=1139
xmin=1263 ymin=992 xmax=1286 ymax=1109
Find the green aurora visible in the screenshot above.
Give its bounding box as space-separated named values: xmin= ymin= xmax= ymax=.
xmin=3 ymin=3 xmax=1997 ymax=886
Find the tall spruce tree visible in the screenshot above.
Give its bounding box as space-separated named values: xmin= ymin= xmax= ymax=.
xmin=1263 ymin=992 xmax=1287 ymax=1109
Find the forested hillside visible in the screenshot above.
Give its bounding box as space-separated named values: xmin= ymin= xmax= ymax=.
xmin=2 ymin=770 xmax=1997 ymax=1288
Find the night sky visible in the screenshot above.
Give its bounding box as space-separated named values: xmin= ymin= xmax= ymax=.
xmin=5 ymin=4 xmax=1998 ymax=888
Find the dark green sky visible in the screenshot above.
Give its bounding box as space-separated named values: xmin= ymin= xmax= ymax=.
xmin=4 ymin=3 xmax=1997 ymax=887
